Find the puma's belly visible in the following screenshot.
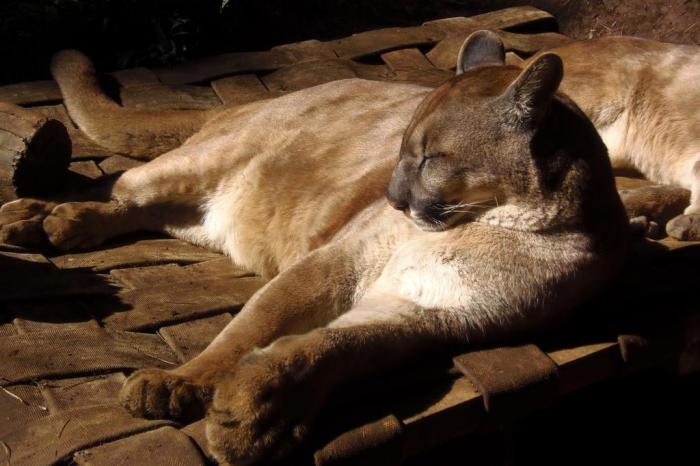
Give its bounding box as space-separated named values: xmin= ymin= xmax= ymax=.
xmin=200 ymin=79 xmax=428 ymax=276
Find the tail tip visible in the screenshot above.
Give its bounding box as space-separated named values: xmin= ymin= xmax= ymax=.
xmin=50 ymin=49 xmax=94 ymax=79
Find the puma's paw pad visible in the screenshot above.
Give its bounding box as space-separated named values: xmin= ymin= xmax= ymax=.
xmin=120 ymin=368 xmax=209 ymax=421
xmin=666 ymin=214 xmax=700 ymax=241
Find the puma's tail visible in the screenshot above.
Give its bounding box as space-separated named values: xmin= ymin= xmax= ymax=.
xmin=51 ymin=50 xmax=213 ymax=160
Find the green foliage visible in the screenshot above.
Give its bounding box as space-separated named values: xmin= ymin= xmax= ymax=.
xmin=0 ymin=0 xmax=230 ymax=84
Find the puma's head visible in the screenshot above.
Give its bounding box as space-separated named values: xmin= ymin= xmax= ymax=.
xmin=386 ymin=30 xmax=620 ymax=234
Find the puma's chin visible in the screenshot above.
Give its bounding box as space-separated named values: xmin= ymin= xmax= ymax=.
xmin=409 ymin=210 xmax=470 ymax=232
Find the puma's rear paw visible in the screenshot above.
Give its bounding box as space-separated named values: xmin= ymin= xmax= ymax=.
xmin=43 ymin=201 xmax=119 ymax=250
xmin=120 ymin=368 xmax=212 ymax=422
xmin=0 ymin=198 xmax=56 ymax=247
xmin=666 ymin=214 xmax=700 ymax=241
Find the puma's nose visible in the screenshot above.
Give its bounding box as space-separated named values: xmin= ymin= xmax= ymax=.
xmin=387 ymin=197 xmax=408 ymax=211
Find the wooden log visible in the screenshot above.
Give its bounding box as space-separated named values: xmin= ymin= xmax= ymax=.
xmin=0 ymin=80 xmax=62 ymax=105
xmin=154 ymin=50 xmax=297 ymax=86
xmin=272 ymin=39 xmax=337 ymax=62
xmin=211 ymin=74 xmax=271 ymax=106
xmin=381 ymin=48 xmax=435 ymax=71
xmin=427 ymin=31 xmax=573 ymax=70
xmin=261 ymin=59 xmax=392 ymax=93
xmin=0 ymin=103 xmax=71 ymax=200
xmin=33 ymin=104 xmax=115 ymax=160
xmin=98 ymin=154 xmax=145 ymax=175
xmin=424 ymin=6 xmax=555 ymax=34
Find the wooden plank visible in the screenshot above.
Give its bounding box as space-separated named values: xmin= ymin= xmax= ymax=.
xmin=110 ymin=263 xmax=187 ymax=289
xmin=499 ymin=30 xmax=573 ymax=54
xmin=427 ymin=31 xmax=572 ymax=70
xmin=0 ymin=272 xmax=118 ymax=302
xmin=1 ymin=406 xmax=174 ymax=466
xmin=547 ymin=341 xmax=621 ymax=395
xmin=98 ymin=276 xmax=265 ymax=331
xmin=381 ymin=48 xmax=435 ymax=71
xmin=120 ymin=83 xmax=222 ymax=110
xmin=98 ymin=154 xmax=145 ymax=175
xmin=109 ymin=67 xmax=159 ymax=88
xmin=0 ymin=80 xmax=62 ymax=105
xmin=70 ymin=160 xmax=103 ymax=179
xmin=506 ymin=51 xmax=525 ymax=66
xmin=390 ymin=68 xmax=452 ymax=88
xmin=32 ymin=105 xmax=114 ymax=159
xmin=39 ymin=373 xmax=126 ymax=412
xmin=262 ymin=59 xmax=355 ymax=92
xmin=0 ymin=328 xmax=178 ymax=385
xmin=424 ymin=6 xmax=555 ymax=34
xmin=11 ymin=300 xmax=100 ymax=333
xmin=398 ymin=376 xmax=483 ymax=457
xmin=159 ymin=313 xmax=233 ymax=362
xmin=0 ymin=383 xmax=49 ymax=438
xmin=180 ymin=257 xmax=254 ymax=278
xmin=262 ymin=59 xmax=392 ymax=93
xmin=153 ymin=50 xmax=297 ymax=86
xmin=615 ymin=176 xmax=654 ymax=190
xmin=32 ymin=104 xmax=75 ymax=128
xmin=453 ymin=344 xmax=559 ymax=422
xmin=50 ymin=238 xmax=221 ymax=271
xmin=330 ymin=24 xmax=444 ymax=60
xmin=211 ymin=74 xmax=271 ymax=106
xmin=273 ymin=39 xmax=337 ymax=62
xmin=110 ymin=259 xmax=253 ymax=289
xmin=70 ymin=129 xmax=115 ymax=159
xmin=0 ymin=250 xmax=119 ymax=301
xmin=470 ymin=5 xmax=555 ymax=30
xmin=73 ymin=426 xmax=207 ymax=466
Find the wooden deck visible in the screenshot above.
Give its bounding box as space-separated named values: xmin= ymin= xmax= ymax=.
xmin=1 ymin=6 xmax=699 ymax=465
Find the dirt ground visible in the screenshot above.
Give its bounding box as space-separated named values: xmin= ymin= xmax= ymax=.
xmin=451 ymin=0 xmax=700 ymax=44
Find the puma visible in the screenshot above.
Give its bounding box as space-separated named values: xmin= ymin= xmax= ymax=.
xmin=0 ymin=32 xmax=628 ymax=464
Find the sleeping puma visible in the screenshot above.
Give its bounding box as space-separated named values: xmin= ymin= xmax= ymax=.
xmin=0 ymin=32 xmax=628 ymax=464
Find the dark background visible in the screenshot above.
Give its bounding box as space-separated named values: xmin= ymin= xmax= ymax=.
xmin=2 ymin=0 xmax=699 ymax=85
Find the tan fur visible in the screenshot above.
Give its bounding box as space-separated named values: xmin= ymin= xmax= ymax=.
xmin=0 ymin=34 xmax=629 ymax=464
xmin=51 ymin=50 xmax=214 ymax=159
xmin=530 ymin=37 xmax=700 ymax=237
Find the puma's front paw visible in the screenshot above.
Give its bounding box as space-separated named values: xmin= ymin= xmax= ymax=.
xmin=0 ymin=198 xmax=56 ymax=247
xmin=120 ymin=368 xmax=212 ymax=422
xmin=666 ymin=213 xmax=700 ymax=241
xmin=43 ymin=201 xmax=118 ymax=250
xmin=206 ymin=338 xmax=328 ymax=465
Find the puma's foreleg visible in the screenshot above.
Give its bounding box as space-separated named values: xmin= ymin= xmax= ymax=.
xmin=206 ymin=296 xmax=457 ymax=465
xmin=120 ymin=246 xmax=360 ymax=421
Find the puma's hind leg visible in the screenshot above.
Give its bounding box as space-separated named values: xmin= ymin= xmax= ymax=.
xmin=0 ymin=144 xmax=217 ymax=250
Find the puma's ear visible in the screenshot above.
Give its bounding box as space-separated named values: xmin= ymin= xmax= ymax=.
xmin=504 ymin=52 xmax=563 ymax=124
xmin=456 ymin=30 xmax=505 ymax=74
